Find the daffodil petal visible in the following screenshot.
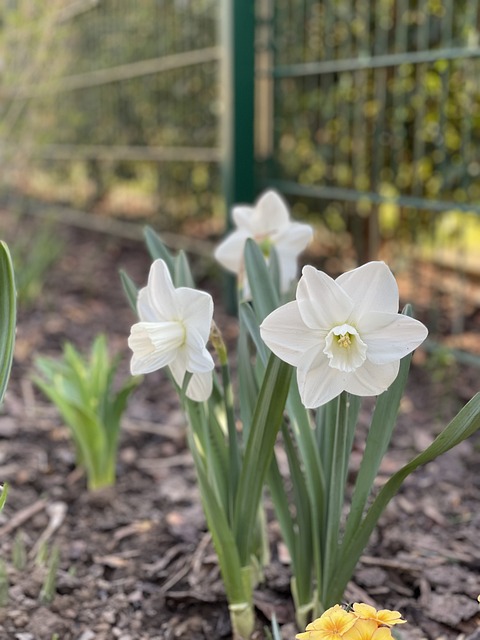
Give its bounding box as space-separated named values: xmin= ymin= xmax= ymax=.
xmin=275 ymin=221 xmax=314 ymax=256
xmin=276 ymin=253 xmax=299 ymax=294
xmin=185 ymin=371 xmax=213 ymax=402
xmin=169 ymin=354 xmax=213 ymax=402
xmin=337 ymin=261 xmax=399 ymax=319
xmin=176 ymin=288 xmax=214 ymax=343
xmin=232 ymin=205 xmax=255 ymax=232
xmin=214 ymin=229 xmax=250 ymax=273
xmin=146 ymin=258 xmax=179 ymax=318
xmin=169 ymin=351 xmax=187 ymax=388
xmin=360 ymin=312 xmax=428 ymax=365
xmin=297 ymin=353 xmax=347 ymax=408
xmin=344 ymin=359 xmax=400 ymax=396
xmin=137 ymin=286 xmax=157 ymax=322
xmin=275 ymin=223 xmax=314 ymax=291
xmin=252 ymin=190 xmax=290 ymax=233
xmin=260 ymin=301 xmax=325 ymax=367
xmin=186 ymin=328 xmax=215 ymax=373
xmin=297 ymin=265 xmax=354 ymax=330
xmin=128 ymin=321 xmax=185 ymax=374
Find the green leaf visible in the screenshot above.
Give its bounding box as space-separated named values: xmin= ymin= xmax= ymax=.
xmin=239 ymin=302 xmax=268 ymax=364
xmin=187 ymin=428 xmax=250 ymax=608
xmin=234 ymin=354 xmax=292 ymax=564
xmin=34 ymin=336 xmax=134 ymax=490
xmin=0 ymin=483 xmax=8 ymax=511
xmin=341 ymin=354 xmax=412 ymax=551
xmin=237 ymin=319 xmax=258 ymax=431
xmin=281 ymin=424 xmax=314 ymax=609
xmin=174 ymin=250 xmax=195 ymax=288
xmin=244 ymin=238 xmax=279 ymax=322
xmin=144 ymin=226 xmax=175 ymax=273
xmin=328 ymin=392 xmax=480 ymax=603
xmin=120 ymin=269 xmax=139 ymax=313
xmin=0 ymin=242 xmax=16 ymax=406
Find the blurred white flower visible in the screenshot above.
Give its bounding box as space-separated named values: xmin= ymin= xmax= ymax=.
xmin=128 ymin=259 xmax=214 ymax=402
xmin=260 ymin=261 xmax=428 ymax=408
xmin=214 ymin=190 xmax=313 ymax=295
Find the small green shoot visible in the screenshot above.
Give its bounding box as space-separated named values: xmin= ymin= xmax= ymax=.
xmin=35 ymin=539 xmax=49 ymax=567
xmin=12 ymin=532 xmax=27 ymax=571
xmin=0 ymin=560 xmax=8 ymax=606
xmin=40 ymin=545 xmax=60 ymax=604
xmin=0 ymin=484 xmax=8 ymax=512
xmin=34 ymin=335 xmax=140 ymax=490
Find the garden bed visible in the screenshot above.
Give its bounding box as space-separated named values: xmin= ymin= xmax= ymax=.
xmin=0 ymin=212 xmax=479 ymax=639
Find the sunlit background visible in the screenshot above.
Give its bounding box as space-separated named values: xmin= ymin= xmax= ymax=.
xmin=1 ymin=0 xmax=480 ymax=357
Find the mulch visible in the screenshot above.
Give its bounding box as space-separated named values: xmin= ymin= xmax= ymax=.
xmin=0 ymin=210 xmax=479 ymax=640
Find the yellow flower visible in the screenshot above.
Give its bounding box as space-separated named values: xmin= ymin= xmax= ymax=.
xmin=296 ymin=605 xmax=357 ymax=640
xmin=343 ymin=619 xmax=394 ymax=640
xmin=352 ymin=603 xmax=406 ymax=627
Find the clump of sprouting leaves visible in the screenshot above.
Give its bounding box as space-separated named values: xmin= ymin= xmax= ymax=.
xmin=34 ymin=335 xmax=139 ymax=490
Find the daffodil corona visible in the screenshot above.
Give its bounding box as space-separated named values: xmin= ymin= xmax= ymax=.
xmin=214 ymin=189 xmax=313 ymax=296
xmin=128 ymin=259 xmax=214 ymax=402
xmin=260 ymin=261 xmax=428 ymax=408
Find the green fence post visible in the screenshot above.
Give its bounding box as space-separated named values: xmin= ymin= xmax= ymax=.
xmin=220 ymin=0 xmax=256 ymax=310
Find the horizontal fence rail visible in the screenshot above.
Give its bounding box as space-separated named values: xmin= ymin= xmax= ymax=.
xmin=1 ymin=46 xmax=222 ymax=98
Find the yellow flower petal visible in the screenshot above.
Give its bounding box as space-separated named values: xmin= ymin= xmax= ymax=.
xmin=352 ymin=603 xmax=406 ymax=627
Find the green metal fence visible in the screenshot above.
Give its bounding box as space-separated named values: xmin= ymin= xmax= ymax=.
xmin=255 ymin=0 xmax=480 ymax=345
xmin=0 ymin=0 xmax=221 ymax=229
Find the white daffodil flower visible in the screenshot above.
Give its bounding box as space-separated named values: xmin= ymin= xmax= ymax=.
xmin=260 ymin=261 xmax=428 ymax=408
xmin=214 ymin=189 xmax=313 ymax=296
xmin=128 ymin=259 xmax=214 ymax=402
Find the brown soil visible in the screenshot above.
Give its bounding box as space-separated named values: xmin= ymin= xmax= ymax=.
xmin=0 ymin=211 xmax=479 ymax=640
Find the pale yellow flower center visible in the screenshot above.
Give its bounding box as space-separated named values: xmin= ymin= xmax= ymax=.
xmin=324 ymin=324 xmax=368 ymax=373
xmin=254 ymin=232 xmax=274 ymax=258
xmin=337 ymin=332 xmax=352 ymax=349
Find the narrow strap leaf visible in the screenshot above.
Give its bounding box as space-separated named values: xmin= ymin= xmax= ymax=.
xmin=234 ymin=354 xmax=292 ymax=564
xmin=341 ymin=353 xmax=411 ymax=551
xmin=119 ymin=269 xmax=139 ymax=313
xmin=143 ymin=226 xmax=175 ymax=273
xmin=244 ymin=238 xmax=280 ymax=322
xmin=0 ymin=242 xmax=16 ymax=407
xmin=328 ymin=392 xmax=480 ymax=602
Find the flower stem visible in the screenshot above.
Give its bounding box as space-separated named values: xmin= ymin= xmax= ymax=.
xmin=211 ymin=322 xmax=241 ymax=519
xmin=322 ymin=392 xmax=349 ymax=605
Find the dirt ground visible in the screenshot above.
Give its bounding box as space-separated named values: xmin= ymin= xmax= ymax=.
xmin=0 ymin=211 xmax=479 ymax=640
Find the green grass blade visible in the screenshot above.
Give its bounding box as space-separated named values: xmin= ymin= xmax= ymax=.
xmin=328 ymin=392 xmax=480 ymax=602
xmin=0 ymin=242 xmax=16 ymax=406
